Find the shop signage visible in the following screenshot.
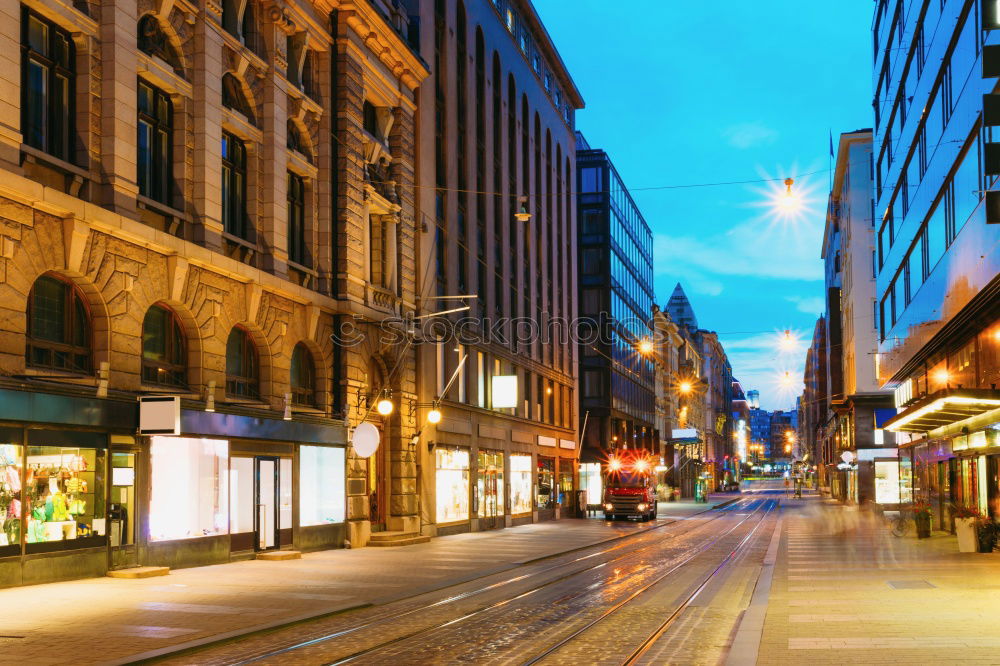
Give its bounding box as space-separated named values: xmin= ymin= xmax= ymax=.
xmin=537 ymin=435 xmax=556 ymax=447
xmin=351 ymin=422 xmax=380 ymax=458
xmin=840 ymin=450 xmax=855 ymax=464
xmin=969 ymin=431 xmax=988 ymax=449
xmin=139 ymin=396 xmax=181 ymax=435
xmin=491 ymin=375 xmax=518 ymax=408
xmin=559 ymin=439 xmax=575 ymax=450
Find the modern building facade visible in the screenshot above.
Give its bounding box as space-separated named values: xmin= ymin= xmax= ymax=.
xmin=873 ymin=0 xmax=1000 ymax=528
xmin=0 ymin=0 xmax=429 ymax=586
xmin=576 ymin=133 xmax=656 ymax=482
xmin=749 ymin=407 xmax=772 ymax=460
xmin=413 ymin=0 xmax=584 ymax=534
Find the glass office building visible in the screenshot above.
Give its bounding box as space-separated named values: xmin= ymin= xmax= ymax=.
xmin=577 ymin=133 xmax=656 ymax=463
xmin=874 ymin=2 xmax=1000 ymax=527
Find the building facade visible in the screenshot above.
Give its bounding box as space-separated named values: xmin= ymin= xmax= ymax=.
xmin=822 ymin=129 xmax=896 ymax=505
xmin=576 ymin=133 xmax=656 ymax=485
xmin=749 ymin=407 xmax=772 ymax=461
xmin=697 ymin=330 xmax=734 ymax=489
xmin=801 ymin=316 xmax=829 ymax=487
xmin=413 ymin=0 xmax=583 ymax=534
xmin=0 ymin=0 xmax=430 ymax=586
xmin=874 ymin=0 xmax=1000 ymax=528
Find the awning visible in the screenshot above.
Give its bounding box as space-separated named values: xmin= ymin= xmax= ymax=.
xmin=883 ymin=389 xmax=1000 ymax=433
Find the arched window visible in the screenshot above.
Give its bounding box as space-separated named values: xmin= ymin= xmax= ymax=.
xmin=289 ymin=343 xmax=316 ymax=407
xmin=226 ymin=327 xmax=259 ymax=399
xmin=137 ymin=14 xmax=183 ymax=75
xmin=142 ymin=305 xmax=187 ymax=387
xmin=26 ymin=275 xmax=91 ymax=372
xmin=222 ymin=73 xmax=255 ymax=123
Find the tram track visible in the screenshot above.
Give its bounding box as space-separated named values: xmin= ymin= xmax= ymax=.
xmin=520 ymin=499 xmax=777 ymax=665
xmin=211 ymin=498 xmax=758 ymax=666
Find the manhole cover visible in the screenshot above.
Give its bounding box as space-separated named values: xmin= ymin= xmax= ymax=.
xmin=887 ymin=580 xmax=935 ymax=589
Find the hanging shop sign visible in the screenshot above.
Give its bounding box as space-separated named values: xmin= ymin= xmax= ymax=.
xmin=351 ymin=422 xmax=381 ymax=458
xmin=139 ymin=396 xmax=181 ymax=436
xmin=491 ymin=375 xmax=518 ymax=409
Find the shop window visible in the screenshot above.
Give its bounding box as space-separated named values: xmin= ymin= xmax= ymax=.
xmin=536 ymin=456 xmax=555 ymax=509
xmin=26 ymin=274 xmax=92 ymax=373
xmin=435 ymin=447 xmax=470 ymax=523
xmin=289 ymin=343 xmax=316 ymax=407
xmin=149 ymin=436 xmax=227 ymax=541
xmin=299 ymin=445 xmax=345 ymax=525
xmin=225 ymin=326 xmax=259 ymax=399
xmin=0 ymin=429 xmax=23 ymax=555
xmin=22 ymin=8 xmax=75 ymax=162
xmin=137 ymin=14 xmax=183 ymax=75
xmin=221 ymin=131 xmax=249 ymax=239
xmin=287 ymin=171 xmax=307 ymax=266
xmin=137 ymin=79 xmax=173 ymax=205
xmin=24 ymin=430 xmax=107 ymax=551
xmin=509 ymin=454 xmax=532 ymax=514
xmin=141 ymin=304 xmax=187 ymax=388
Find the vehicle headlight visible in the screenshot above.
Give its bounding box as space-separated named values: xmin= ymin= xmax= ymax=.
xmin=604 ymin=503 xmax=614 ymax=511
xmin=637 ymin=503 xmax=648 ymax=511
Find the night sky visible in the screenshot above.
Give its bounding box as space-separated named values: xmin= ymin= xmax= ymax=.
xmin=535 ymin=0 xmax=873 ymax=410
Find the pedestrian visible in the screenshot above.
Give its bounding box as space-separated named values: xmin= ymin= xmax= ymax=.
xmin=784 ymin=477 xmax=790 ymax=495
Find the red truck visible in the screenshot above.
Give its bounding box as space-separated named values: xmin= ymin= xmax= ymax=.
xmin=602 ymin=453 xmax=657 ymax=521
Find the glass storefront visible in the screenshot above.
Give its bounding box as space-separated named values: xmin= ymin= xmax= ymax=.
xmin=436 ymin=447 xmax=470 ymax=523
xmin=536 ymin=456 xmax=555 ymax=509
xmin=149 ymin=436 xmax=228 ymax=541
xmin=579 ymin=462 xmax=603 ymax=508
xmin=874 ymin=460 xmax=900 ymax=504
xmin=558 ymin=459 xmax=574 ymax=509
xmin=0 ymin=436 xmax=22 ymax=554
xmin=510 ymin=454 xmax=533 ymax=514
xmin=25 ymin=436 xmax=106 ymax=548
xmin=477 ymin=450 xmax=504 ymax=519
xmin=299 ymin=445 xmax=346 ymax=525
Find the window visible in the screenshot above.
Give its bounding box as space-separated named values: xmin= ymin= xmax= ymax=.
xmin=149 ymin=436 xmax=227 ymax=541
xmin=952 ymin=140 xmax=981 ymax=238
xmin=137 ymin=14 xmax=183 ymax=74
xmin=287 ymin=171 xmax=306 ymax=266
xmin=581 ymin=247 xmax=603 ymax=274
xmin=24 ymin=430 xmax=107 ymax=550
xmin=362 ymin=100 xmax=379 ymax=138
xmin=222 ymin=73 xmax=254 ymax=121
xmin=289 ymin=343 xmax=315 ymax=407
xmin=142 ymin=305 xmax=187 ymax=387
xmin=22 ymin=9 xmax=74 ymax=162
xmin=583 ymin=369 xmax=603 ymax=398
xmin=137 ymin=80 xmax=173 ymax=205
xmin=370 ymin=215 xmax=387 ymax=287
xmin=435 ymin=447 xmax=470 ymax=523
xmin=299 ymin=445 xmax=346 ymax=525
xmin=225 ymin=327 xmax=259 ymax=399
xmin=26 ymin=275 xmax=91 ymax=373
xmin=221 ymin=132 xmax=248 ymax=239
xmin=286 ymin=120 xmax=310 ymax=160
xmin=580 ymin=167 xmax=602 ymax=193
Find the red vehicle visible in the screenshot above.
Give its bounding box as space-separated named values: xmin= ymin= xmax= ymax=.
xmin=603 ymin=453 xmax=657 ymax=521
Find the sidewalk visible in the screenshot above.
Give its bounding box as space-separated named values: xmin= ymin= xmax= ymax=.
xmin=0 ymin=496 xmax=736 ymax=665
xmin=756 ymin=498 xmax=1000 ymax=664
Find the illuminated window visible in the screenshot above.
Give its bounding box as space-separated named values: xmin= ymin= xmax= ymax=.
xmin=142 ymin=305 xmax=187 ymax=388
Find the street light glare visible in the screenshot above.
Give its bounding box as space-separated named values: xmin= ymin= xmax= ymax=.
xmin=678 ymin=380 xmax=693 ymax=394
xmin=638 ymin=339 xmax=654 ymax=355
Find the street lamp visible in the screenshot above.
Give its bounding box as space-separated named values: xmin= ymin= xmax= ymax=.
xmin=376 ymin=397 xmax=394 ymax=416
xmin=638 ymin=338 xmax=654 ymax=355
xmin=678 ymin=380 xmax=693 ymax=395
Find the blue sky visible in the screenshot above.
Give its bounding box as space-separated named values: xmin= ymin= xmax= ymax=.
xmin=535 ymin=0 xmax=873 ymax=411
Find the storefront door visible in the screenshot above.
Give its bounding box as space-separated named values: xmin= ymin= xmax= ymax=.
xmin=255 ymin=457 xmax=279 ymax=551
xmin=109 ymin=451 xmax=137 ymax=570
xmin=477 ymin=451 xmax=503 ymax=530
xmin=231 ymin=455 xmax=286 ymax=552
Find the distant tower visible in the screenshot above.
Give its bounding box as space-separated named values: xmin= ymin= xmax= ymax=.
xmin=747 ymin=389 xmax=759 ymax=409
xmin=665 ymin=283 xmax=698 ymax=331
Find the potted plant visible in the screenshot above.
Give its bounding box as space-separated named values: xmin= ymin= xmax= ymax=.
xmin=953 ymin=505 xmax=982 ymax=552
xmin=975 ymin=517 xmax=998 ymax=553
xmin=911 ymin=501 xmax=932 ymax=538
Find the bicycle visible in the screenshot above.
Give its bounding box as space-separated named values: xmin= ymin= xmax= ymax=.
xmin=879 ymin=506 xmax=913 ymax=537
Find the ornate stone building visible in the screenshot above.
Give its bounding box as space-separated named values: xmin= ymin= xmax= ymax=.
xmin=0 ymin=0 xmax=426 ymax=587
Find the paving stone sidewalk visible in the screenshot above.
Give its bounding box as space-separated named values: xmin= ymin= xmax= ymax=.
xmin=756 ymin=498 xmax=1000 ymax=665
xmin=0 ymin=497 xmax=734 ymax=666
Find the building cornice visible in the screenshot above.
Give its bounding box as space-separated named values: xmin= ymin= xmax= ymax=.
xmin=335 ymin=1 xmax=429 ymax=90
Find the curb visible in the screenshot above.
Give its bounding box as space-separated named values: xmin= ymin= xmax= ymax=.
xmin=130 ymin=496 xmax=744 ymax=663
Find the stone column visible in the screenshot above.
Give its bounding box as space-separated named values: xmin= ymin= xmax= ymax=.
xmin=0 ymin=1 xmax=21 ymax=170
xmin=99 ymin=0 xmax=139 ymax=217
xmin=191 ymin=1 xmax=225 ymax=251
xmin=257 ymin=10 xmax=290 ymax=278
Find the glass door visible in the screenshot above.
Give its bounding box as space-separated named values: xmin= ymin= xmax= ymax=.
xmin=109 ymin=451 xmax=137 ymax=569
xmin=255 ymin=456 xmax=278 ymax=551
